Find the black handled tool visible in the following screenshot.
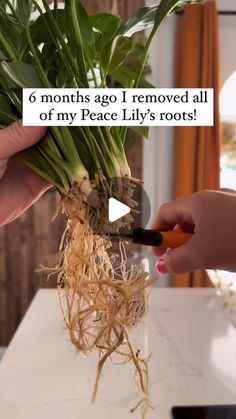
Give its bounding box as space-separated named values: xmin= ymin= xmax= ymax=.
xmin=104 ymin=227 xmax=193 ymax=248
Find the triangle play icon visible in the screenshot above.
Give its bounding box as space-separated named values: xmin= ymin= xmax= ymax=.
xmin=108 ymin=197 xmax=131 ymax=223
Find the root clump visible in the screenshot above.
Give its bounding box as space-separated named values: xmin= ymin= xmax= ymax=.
xmin=57 ymin=182 xmax=155 ymax=418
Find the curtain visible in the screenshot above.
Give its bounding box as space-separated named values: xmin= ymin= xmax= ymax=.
xmin=173 ymin=1 xmax=220 ymax=287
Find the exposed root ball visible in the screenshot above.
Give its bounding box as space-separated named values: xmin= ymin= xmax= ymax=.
xmin=57 ymin=183 xmax=155 ymax=418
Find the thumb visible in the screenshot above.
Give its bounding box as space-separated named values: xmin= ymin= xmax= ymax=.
xmin=163 ymin=235 xmax=203 ymax=274
xmin=0 ymin=121 xmax=47 ymax=159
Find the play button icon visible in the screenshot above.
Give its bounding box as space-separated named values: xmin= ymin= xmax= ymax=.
xmin=86 ymin=176 xmax=151 ymax=236
xmin=108 ymin=198 xmax=131 ymax=223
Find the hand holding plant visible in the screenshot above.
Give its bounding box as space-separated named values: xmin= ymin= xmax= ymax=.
xmin=0 ymin=121 xmax=49 ymax=226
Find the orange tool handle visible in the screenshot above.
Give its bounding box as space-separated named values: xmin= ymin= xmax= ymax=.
xmin=161 ymin=231 xmax=193 ymax=249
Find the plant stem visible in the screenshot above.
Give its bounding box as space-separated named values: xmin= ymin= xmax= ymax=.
xmin=0 ymin=32 xmax=16 ymax=59
xmin=38 ymin=0 xmax=84 ymax=86
xmin=134 ymin=0 xmax=181 ymax=88
xmin=2 ymin=0 xmax=23 ymax=26
xmin=26 ymin=23 xmax=51 ymax=87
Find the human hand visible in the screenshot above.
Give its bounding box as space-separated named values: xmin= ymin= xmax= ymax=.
xmin=153 ymin=189 xmax=236 ymax=274
xmin=0 ymin=121 xmax=50 ymax=226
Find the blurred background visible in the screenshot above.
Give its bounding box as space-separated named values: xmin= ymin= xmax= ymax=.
xmin=0 ymin=0 xmax=236 ymax=348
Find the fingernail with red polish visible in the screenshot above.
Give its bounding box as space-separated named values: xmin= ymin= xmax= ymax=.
xmin=156 ymin=260 xmax=170 ymax=274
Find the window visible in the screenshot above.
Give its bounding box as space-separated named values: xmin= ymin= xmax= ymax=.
xmin=220 ymin=71 xmax=236 ymax=189
xmin=216 ymin=71 xmax=236 ymax=287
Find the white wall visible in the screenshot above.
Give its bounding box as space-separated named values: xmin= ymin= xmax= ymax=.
xmin=218 ymin=14 xmax=236 ymax=86
xmin=216 ymin=0 xmax=236 ymax=11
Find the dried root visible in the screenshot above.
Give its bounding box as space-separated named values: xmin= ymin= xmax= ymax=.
xmin=56 ymin=181 xmax=155 ymax=418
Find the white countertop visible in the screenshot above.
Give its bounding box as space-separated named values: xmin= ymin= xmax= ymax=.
xmin=1 ymin=288 xmax=236 ymax=419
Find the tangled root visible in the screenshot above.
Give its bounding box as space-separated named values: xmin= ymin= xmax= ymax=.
xmin=56 ymin=181 xmax=155 ymax=418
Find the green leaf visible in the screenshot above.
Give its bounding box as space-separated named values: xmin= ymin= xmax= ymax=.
xmin=153 ymin=0 xmax=203 ymax=31
xmin=0 ymin=50 xmax=8 ymax=60
xmin=31 ymin=0 xmax=82 ymax=86
xmin=0 ymin=12 xmax=26 ymax=59
xmin=173 ymin=0 xmax=204 ymax=11
xmin=56 ymin=70 xmax=77 ymax=88
xmin=111 ymin=64 xmax=154 ymax=88
xmin=132 ymin=0 xmax=202 ymax=91
xmin=30 ymin=9 xmax=66 ymax=44
xmin=120 ymin=0 xmax=202 ymax=37
xmin=16 ymin=0 xmax=32 ymax=22
xmin=1 ymin=61 xmax=43 ymax=88
xmin=0 ymin=94 xmax=17 ymax=124
xmin=90 ymin=13 xmax=121 ymax=52
xmin=119 ymin=5 xmax=158 ymax=37
xmin=102 ymin=35 xmax=133 ymax=74
xmin=1 ymin=3 xmax=7 ymax=12
xmin=66 ymin=0 xmax=95 ymax=62
xmin=65 ymin=0 xmax=95 ymax=86
xmin=153 ymin=0 xmax=179 ymax=30
xmin=21 ymin=144 xmax=66 ymax=192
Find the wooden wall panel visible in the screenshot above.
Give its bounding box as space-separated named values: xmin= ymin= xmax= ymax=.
xmin=0 ymin=191 xmax=65 ymax=345
xmin=82 ymin=0 xmax=144 ymax=18
xmin=0 ymin=0 xmax=144 ymax=346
